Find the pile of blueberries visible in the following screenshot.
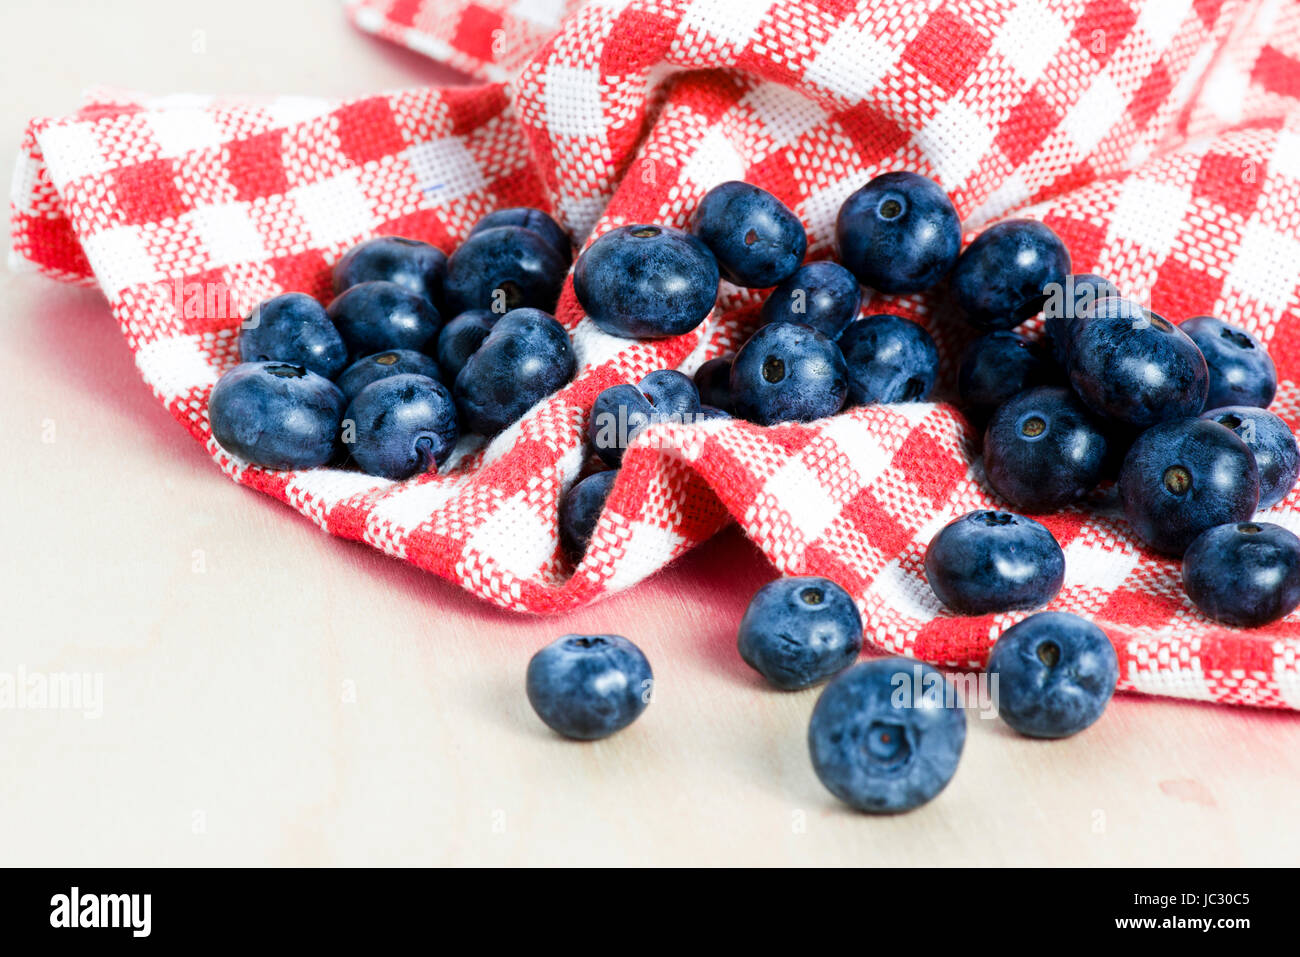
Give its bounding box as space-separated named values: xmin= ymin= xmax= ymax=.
xmin=208 ymin=166 xmax=1299 ymax=815
xmin=209 ymin=209 xmax=577 ymax=479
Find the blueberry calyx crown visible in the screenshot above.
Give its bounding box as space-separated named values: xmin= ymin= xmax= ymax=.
xmin=567 ymin=636 xmax=608 ymax=649
xmin=494 ymin=280 xmax=523 ymax=310
xmin=1020 ymin=415 xmax=1047 ymax=438
xmin=762 ymin=356 xmax=786 ymax=383
xmin=865 ymin=721 xmax=911 ymax=769
xmin=265 ymin=363 xmax=308 ymax=379
xmin=1221 ymin=326 xmax=1255 ymax=349
xmin=976 ymin=511 xmax=1016 ymax=527
xmin=1214 ymin=412 xmax=1243 ymax=430
xmin=629 ymin=226 xmax=660 ymax=239
xmin=1036 ymin=641 xmax=1061 ymax=667
xmin=1162 ymin=466 xmax=1192 ymax=495
xmin=800 ymin=586 xmax=824 ymax=605
xmin=1238 ymin=523 xmax=1263 ymax=534
xmin=374 ymin=352 xmax=400 ymax=366
xmin=877 ymin=197 xmax=904 ymax=220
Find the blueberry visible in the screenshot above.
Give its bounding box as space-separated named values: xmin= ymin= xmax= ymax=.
xmin=924 ymin=510 xmax=1065 ymax=614
xmin=952 ymin=219 xmax=1070 ymax=329
xmin=835 ymin=171 xmax=962 ymax=294
xmin=526 ymin=634 xmax=653 ymax=740
xmin=729 ymin=322 xmax=847 ymax=425
xmin=1183 ymin=522 xmax=1300 ymax=627
xmin=838 ymin=314 xmax=938 ymax=405
xmin=737 ymin=577 xmax=862 ymax=690
xmin=983 ymin=387 xmax=1108 ymax=512
xmin=453 ymin=308 xmax=576 ymax=435
xmin=343 ymin=374 xmax=458 ymax=479
xmin=1118 ymin=418 xmax=1259 ymax=555
xmin=239 ymin=292 xmax=348 ymax=380
xmin=435 ymin=309 xmax=498 ymax=381
xmin=332 ymin=236 xmax=447 ymax=304
xmin=1067 ymin=298 xmax=1208 ymax=428
xmin=807 ymin=658 xmax=966 ymax=813
xmin=326 ymin=280 xmax=442 ymax=360
xmin=469 ymin=207 xmax=572 ymax=265
xmin=209 ymin=361 xmax=344 ymax=470
xmin=1180 ymin=315 xmax=1277 ymax=409
xmin=986 ymin=611 xmax=1118 ymax=738
xmin=588 ymin=384 xmax=655 ymax=468
xmin=760 ymin=261 xmax=861 ymax=340
xmin=559 ymin=470 xmax=617 ymax=562
xmin=638 ymin=369 xmax=700 ymax=419
xmin=573 ymin=224 xmax=719 ymax=339
xmin=691 ymin=181 xmax=806 ymax=288
xmin=1043 ymin=273 xmax=1119 ymax=365
xmin=336 ymin=349 xmax=441 ymax=403
xmin=443 ymin=225 xmax=566 ymax=316
xmin=958 ymin=331 xmax=1059 ymax=423
xmin=693 ymin=355 xmax=734 ymax=412
xmin=1200 ymin=406 xmax=1299 ymax=508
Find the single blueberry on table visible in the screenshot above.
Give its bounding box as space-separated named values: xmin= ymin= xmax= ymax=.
xmin=760 ymin=261 xmax=861 ymax=340
xmin=209 ymin=361 xmax=345 ymax=470
xmin=691 ymin=181 xmax=806 ymax=288
xmin=1200 ymin=406 xmax=1299 ymax=509
xmin=588 ymin=384 xmax=655 ymax=468
xmin=239 ymin=292 xmax=348 ymax=380
xmin=1183 ymin=522 xmax=1300 ymax=627
xmin=807 ymin=658 xmax=966 ymax=814
xmin=924 ymin=510 xmax=1065 ymax=615
xmin=983 ymin=386 xmax=1108 ymax=512
xmin=326 ymin=280 xmax=442 ymax=360
xmin=835 ymin=171 xmax=962 ymax=294
xmin=573 ymin=224 xmax=719 ymax=339
xmin=951 ymin=219 xmax=1070 ymax=330
xmin=986 ymin=611 xmax=1118 ymax=739
xmin=332 ymin=236 xmax=447 ymax=304
xmin=693 ymin=355 xmax=734 ymax=413
xmin=958 ymin=331 xmax=1060 ymax=424
xmin=526 ymin=634 xmax=653 ymax=740
xmin=343 ymin=374 xmax=459 ymax=480
xmin=737 ymin=577 xmax=862 ymax=691
xmin=1043 ymin=273 xmax=1119 ymax=365
xmin=1118 ymin=418 xmax=1259 ymax=555
xmin=442 ymin=225 xmax=566 ymax=316
xmin=336 ymin=349 xmax=441 ymax=403
xmin=559 ymin=469 xmax=618 ymax=562
xmin=469 ymin=207 xmax=572 ymax=265
xmin=453 ymin=308 xmax=576 ymax=435
xmin=1067 ymin=298 xmax=1208 ymax=428
xmin=838 ymin=314 xmax=939 ymax=405
xmin=638 ymin=369 xmax=701 ymax=419
xmin=435 ymin=309 xmax=498 ymax=381
xmin=729 ymin=321 xmax=848 ymax=425
xmin=1180 ymin=315 xmax=1277 ymax=410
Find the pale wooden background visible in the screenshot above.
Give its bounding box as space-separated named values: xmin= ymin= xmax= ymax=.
xmin=2 ymin=0 xmax=1297 ymax=867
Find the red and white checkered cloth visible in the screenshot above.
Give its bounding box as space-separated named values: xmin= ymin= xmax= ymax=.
xmin=11 ymin=0 xmax=1300 ymax=708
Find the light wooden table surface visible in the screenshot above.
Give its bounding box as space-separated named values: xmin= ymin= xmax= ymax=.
xmin=2 ymin=0 xmax=1297 ymax=867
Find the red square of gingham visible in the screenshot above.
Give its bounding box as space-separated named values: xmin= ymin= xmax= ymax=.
xmin=11 ymin=0 xmax=1300 ymax=710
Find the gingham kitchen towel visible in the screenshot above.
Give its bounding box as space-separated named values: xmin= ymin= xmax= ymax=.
xmin=11 ymin=0 xmax=1300 ymax=708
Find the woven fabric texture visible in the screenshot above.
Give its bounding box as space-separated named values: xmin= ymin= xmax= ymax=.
xmin=11 ymin=0 xmax=1300 ymax=709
